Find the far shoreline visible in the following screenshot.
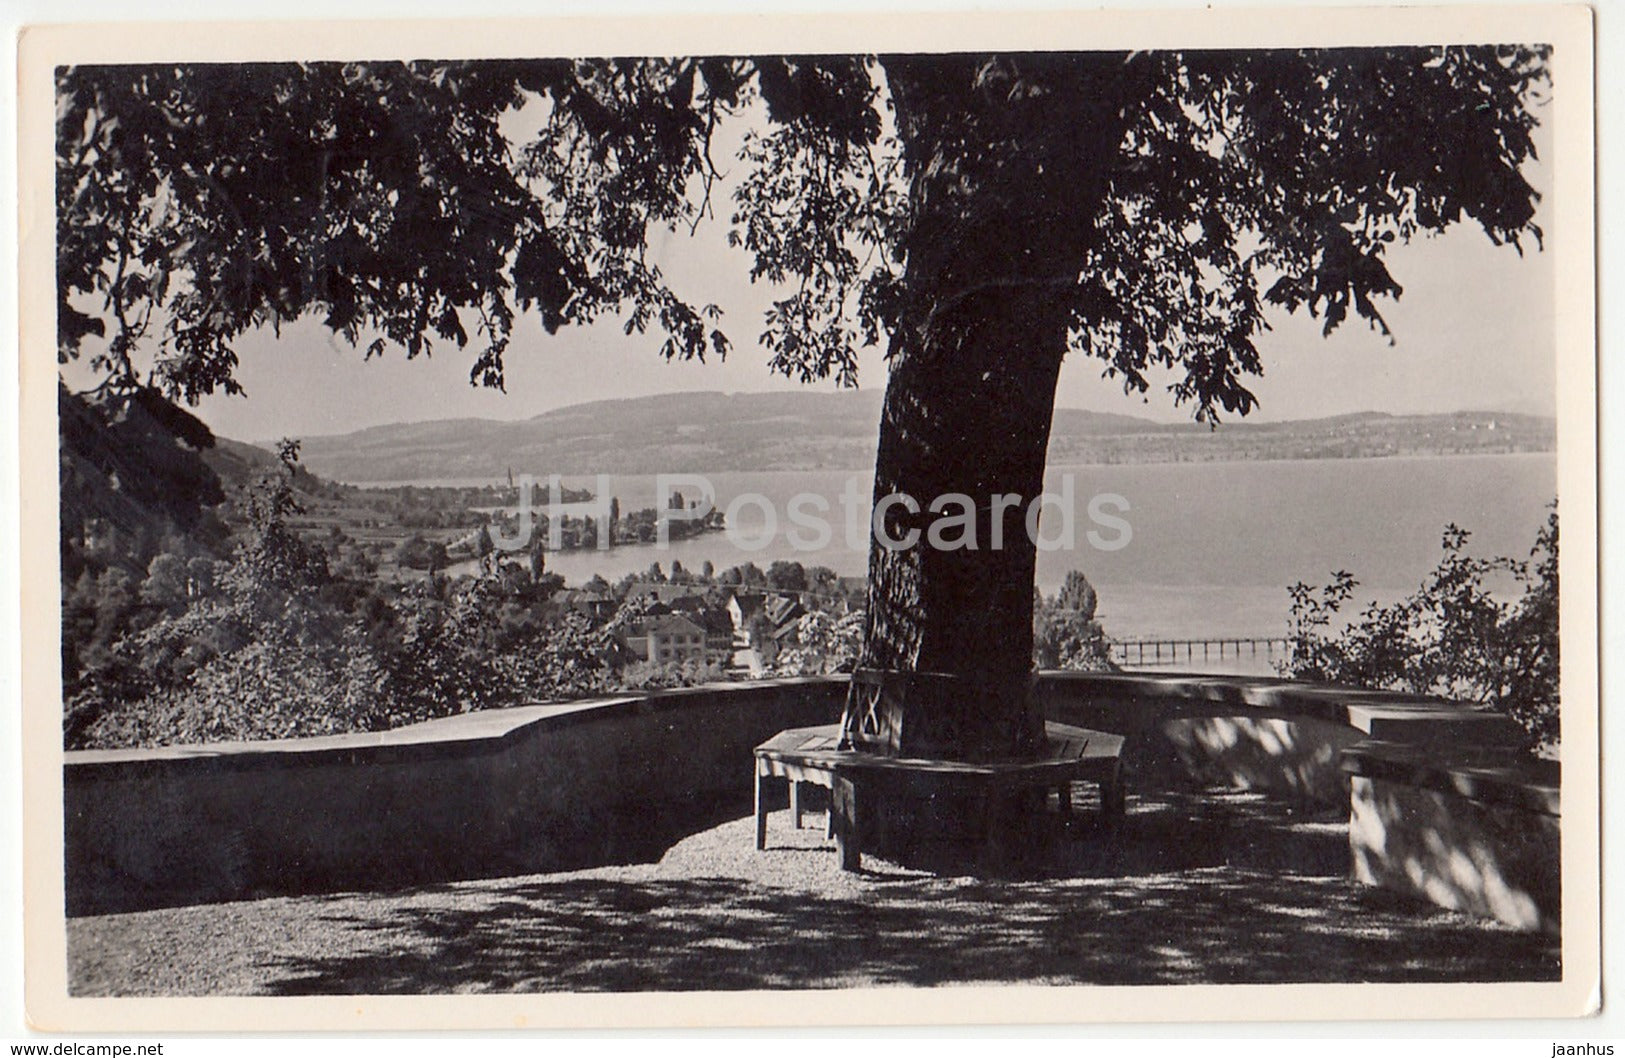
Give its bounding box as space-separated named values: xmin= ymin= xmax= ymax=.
xmin=330 ymin=448 xmax=1558 ymax=491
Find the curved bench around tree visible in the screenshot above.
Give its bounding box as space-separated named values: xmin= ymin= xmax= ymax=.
xmin=754 ymin=720 xmax=1125 ymax=870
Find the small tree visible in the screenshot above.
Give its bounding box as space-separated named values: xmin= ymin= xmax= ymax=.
xmin=772 ymin=610 xmax=866 ymax=675
xmin=393 ymin=534 xmax=437 ymax=572
xmin=472 ymin=524 xmax=494 ymax=560
xmin=766 ymin=560 xmax=808 ymax=593
xmin=1034 ymin=574 xmax=1112 ymax=672
xmin=230 ymin=440 xmax=329 ymax=595
xmin=1056 ymin=570 xmax=1099 ymax=623
xmin=140 ymin=553 xmax=192 ymax=614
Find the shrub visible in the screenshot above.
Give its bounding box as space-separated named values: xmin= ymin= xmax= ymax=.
xmin=81 ymin=617 xmax=391 ymax=747
xmin=1280 ymin=504 xmax=1559 ymax=752
xmin=771 ymin=609 xmax=865 ymax=675
xmin=1034 ymin=572 xmax=1114 ymax=672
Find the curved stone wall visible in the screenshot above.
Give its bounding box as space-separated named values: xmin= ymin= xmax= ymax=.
xmin=63 ymin=671 xmax=1554 ymax=928
xmin=65 ymin=678 xmax=846 ymax=915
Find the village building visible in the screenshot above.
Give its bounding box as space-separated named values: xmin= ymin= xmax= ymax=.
xmin=554 ymin=589 xmax=616 ymax=623
xmin=621 ymin=613 xmax=710 ymax=666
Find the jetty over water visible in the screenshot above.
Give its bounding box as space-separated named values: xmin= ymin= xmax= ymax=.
xmin=1109 ymin=636 xmax=1291 ymax=668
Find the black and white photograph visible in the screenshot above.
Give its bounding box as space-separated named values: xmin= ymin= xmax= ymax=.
xmin=12 ymin=4 xmax=1600 ymax=1032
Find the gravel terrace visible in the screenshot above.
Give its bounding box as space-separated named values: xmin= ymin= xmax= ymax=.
xmin=66 ymin=788 xmax=1561 ymax=994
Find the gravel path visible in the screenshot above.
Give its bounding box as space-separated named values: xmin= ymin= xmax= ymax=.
xmin=66 ymin=790 xmax=1561 ymax=994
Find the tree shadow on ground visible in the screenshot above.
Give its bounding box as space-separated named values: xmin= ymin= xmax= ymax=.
xmin=257 ymin=789 xmax=1559 ymax=994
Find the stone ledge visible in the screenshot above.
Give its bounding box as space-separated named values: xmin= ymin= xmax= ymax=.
xmin=65 ymin=676 xmax=847 ymax=775
xmin=1042 ymin=671 xmax=1526 ymax=745
xmin=1343 ymin=739 xmax=1560 ymax=935
xmin=1341 ymin=739 xmax=1559 ymax=817
xmin=63 ymin=678 xmax=849 ymax=915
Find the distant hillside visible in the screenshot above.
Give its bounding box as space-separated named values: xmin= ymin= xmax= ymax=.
xmin=284 ymin=390 xmax=892 ymax=481
xmin=274 ymin=389 xmax=1556 ymax=483
xmin=1044 ymin=409 xmax=1556 ymax=466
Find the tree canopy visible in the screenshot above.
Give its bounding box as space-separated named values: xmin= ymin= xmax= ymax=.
xmin=58 ymin=47 xmax=1548 ymax=420
xmin=58 ymin=47 xmax=1555 ymax=759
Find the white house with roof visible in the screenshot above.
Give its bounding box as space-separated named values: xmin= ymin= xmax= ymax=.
xmin=622 ymin=613 xmax=709 ymax=666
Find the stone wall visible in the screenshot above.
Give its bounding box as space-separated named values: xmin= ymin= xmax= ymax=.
xmin=1039 ymin=671 xmax=1528 ymax=807
xmin=65 ymin=671 xmax=1553 ymax=928
xmin=65 ymin=678 xmax=844 ymax=915
xmin=1343 ymin=742 xmax=1560 ymax=934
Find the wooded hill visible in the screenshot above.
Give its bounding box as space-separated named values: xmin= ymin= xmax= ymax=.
xmin=275 ymin=389 xmax=1556 ymax=483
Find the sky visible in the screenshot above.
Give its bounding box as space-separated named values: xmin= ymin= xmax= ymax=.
xmin=186 ymin=213 xmax=1558 ymax=442
xmin=69 ymin=67 xmax=1559 ymax=443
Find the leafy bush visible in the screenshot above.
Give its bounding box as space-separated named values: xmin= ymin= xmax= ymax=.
xmin=770 ymin=609 xmax=865 ymax=676
xmin=75 ymin=449 xmax=396 ymax=747
xmin=75 ymin=563 xmax=624 ymax=748
xmin=1034 ymin=571 xmax=1114 ymax=672
xmin=392 ymin=533 xmax=449 ymax=571
xmin=383 ymin=577 xmax=613 ymax=717
xmin=81 ymin=607 xmax=392 ymax=746
xmin=1280 ymin=504 xmax=1558 ymax=751
xmin=70 ymin=441 xmax=620 ymax=749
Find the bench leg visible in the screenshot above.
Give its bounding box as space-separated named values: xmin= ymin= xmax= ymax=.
xmin=1101 ymin=768 xmax=1126 ymax=823
xmin=755 ymin=769 xmax=770 ymax=850
xmin=1057 ymin=781 xmax=1072 ymax=817
xmin=831 ymin=774 xmax=861 ymax=871
xmin=976 ymin=784 xmax=1004 ymax=867
xmin=791 ymin=781 xmax=804 ymax=829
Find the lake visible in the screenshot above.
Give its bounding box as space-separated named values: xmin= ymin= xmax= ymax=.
xmin=410 ymin=453 xmax=1556 ymax=648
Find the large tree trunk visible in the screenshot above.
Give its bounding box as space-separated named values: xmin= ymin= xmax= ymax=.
xmin=842 ymin=54 xmax=1133 ymax=762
